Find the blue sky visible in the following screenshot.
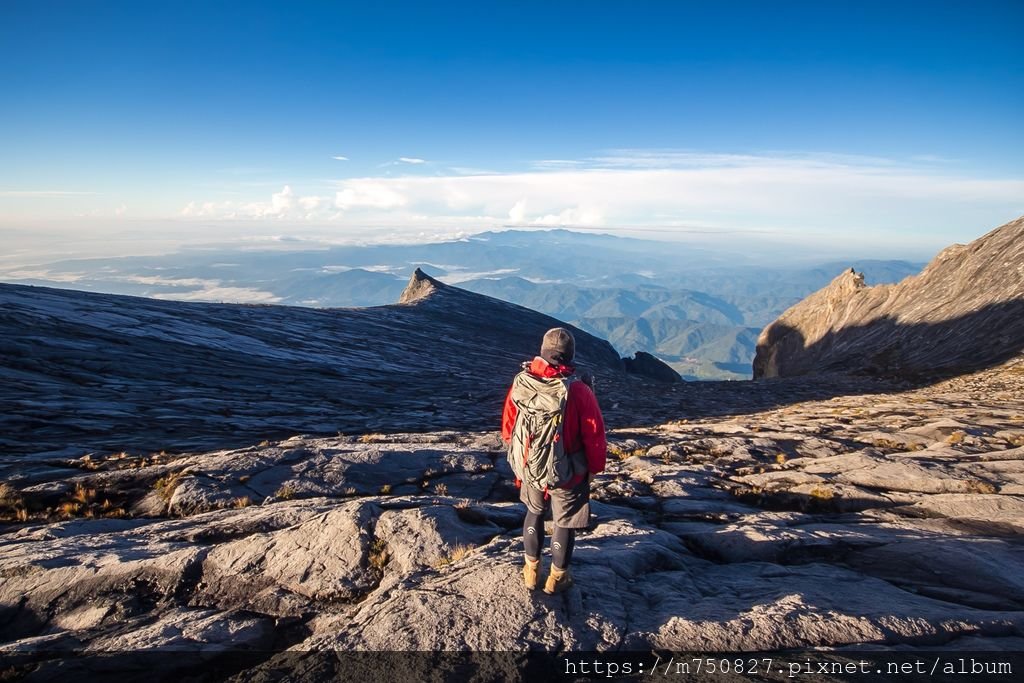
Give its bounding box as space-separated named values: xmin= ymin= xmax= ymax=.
xmin=2 ymin=1 xmax=1022 ymax=260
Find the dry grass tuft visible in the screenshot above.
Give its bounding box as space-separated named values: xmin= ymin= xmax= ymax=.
xmin=154 ymin=472 xmax=185 ymax=502
xmin=946 ymin=430 xmax=967 ymax=444
xmin=231 ymin=496 xmax=251 ymax=508
xmin=369 ymin=538 xmax=389 ymax=570
xmin=378 ymin=484 xmax=393 ymax=495
xmin=433 ymin=483 xmax=449 ymax=496
xmin=275 ymin=483 xmax=296 ymax=500
xmin=435 ymin=543 xmax=474 ymax=568
xmin=71 ymin=483 xmax=97 ymax=504
xmin=808 ymin=485 xmax=834 ymax=501
xmin=965 ymin=480 xmax=997 ymax=494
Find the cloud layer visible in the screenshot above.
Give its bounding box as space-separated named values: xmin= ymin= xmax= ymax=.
xmin=175 ymin=151 xmax=1024 ymax=250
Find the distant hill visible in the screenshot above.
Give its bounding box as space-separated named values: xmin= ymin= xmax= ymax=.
xmin=0 ymin=228 xmax=923 ymax=380
xmin=754 ymin=215 xmax=1024 ymax=379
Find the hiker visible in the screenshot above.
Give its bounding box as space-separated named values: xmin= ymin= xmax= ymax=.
xmin=501 ymin=327 xmax=607 ymax=594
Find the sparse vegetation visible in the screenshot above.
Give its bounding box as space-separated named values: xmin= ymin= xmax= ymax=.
xmin=378 ymin=484 xmax=393 ymax=494
xmin=154 ymin=472 xmax=185 ymax=502
xmin=946 ymin=430 xmax=967 ymax=444
xmin=275 ymin=483 xmax=296 ymax=500
xmin=433 ymin=483 xmax=449 ymax=496
xmin=775 ymin=453 xmax=787 ymax=465
xmin=965 ymin=480 xmax=997 ymax=494
xmin=231 ymin=496 xmax=251 ymax=508
xmin=369 ymin=538 xmax=390 ymax=570
xmin=809 ymin=485 xmax=834 ymax=501
xmin=257 ymin=440 xmax=271 ymax=448
xmin=609 ymin=445 xmax=646 ymax=460
xmin=435 ymin=543 xmax=473 ymax=568
xmin=71 ymin=483 xmax=97 ymax=504
xmin=359 ymin=433 xmax=382 ymax=443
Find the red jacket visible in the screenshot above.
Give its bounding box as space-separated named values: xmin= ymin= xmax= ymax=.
xmin=501 ymin=356 xmax=607 ymax=488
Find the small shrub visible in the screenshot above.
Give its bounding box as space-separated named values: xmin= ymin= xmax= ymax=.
xmin=359 ymin=433 xmax=380 ymax=443
xmin=0 ymin=483 xmax=19 ymax=506
xmin=809 ymin=485 xmax=834 ymax=501
xmin=71 ymin=483 xmax=97 ymax=504
xmin=275 ymin=483 xmax=296 ymax=500
xmin=774 ymin=453 xmax=787 ymax=465
xmin=434 ymin=483 xmax=449 ymax=496
xmin=946 ymin=431 xmax=967 ymax=445
xmin=59 ymin=502 xmax=81 ymax=517
xmin=257 ymin=440 xmax=271 ymax=448
xmin=369 ymin=538 xmax=389 ymax=570
xmin=231 ymin=496 xmax=251 ymax=508
xmin=154 ymin=472 xmax=184 ymax=502
xmin=435 ymin=543 xmax=473 ymax=568
xmin=378 ymin=484 xmax=392 ymax=495
xmin=965 ymin=480 xmax=997 ymax=494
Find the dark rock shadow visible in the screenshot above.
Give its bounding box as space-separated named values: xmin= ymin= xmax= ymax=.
xmin=754 ymin=299 xmax=1024 ymax=382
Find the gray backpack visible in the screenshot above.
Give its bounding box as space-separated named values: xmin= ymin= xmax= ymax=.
xmin=507 ymin=370 xmax=586 ymax=490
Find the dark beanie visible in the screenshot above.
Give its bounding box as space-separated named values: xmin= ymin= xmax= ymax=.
xmin=540 ymin=327 xmax=575 ymax=366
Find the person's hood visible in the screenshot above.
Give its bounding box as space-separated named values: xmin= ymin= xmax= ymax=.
xmin=528 ymin=356 xmax=575 ymax=378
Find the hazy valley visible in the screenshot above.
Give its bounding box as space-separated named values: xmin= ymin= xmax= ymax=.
xmin=1 ymin=229 xmax=923 ymax=380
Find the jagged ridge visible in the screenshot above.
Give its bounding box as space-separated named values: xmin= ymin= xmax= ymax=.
xmin=754 ymin=215 xmax=1024 ymax=379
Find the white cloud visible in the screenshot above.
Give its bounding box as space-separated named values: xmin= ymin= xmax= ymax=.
xmin=175 ymin=151 xmax=1024 ymax=249
xmin=508 ymin=199 xmax=527 ymax=223
xmin=332 ymin=155 xmax=349 ymax=161
xmin=152 ymin=286 xmax=281 ymax=304
xmin=398 ymin=157 xmax=426 ymax=164
xmin=335 ymin=181 xmax=407 ymax=210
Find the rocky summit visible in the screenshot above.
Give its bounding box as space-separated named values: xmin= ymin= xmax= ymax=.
xmin=1 ymin=227 xmax=1023 ymax=675
xmin=754 ymin=215 xmax=1024 ymax=380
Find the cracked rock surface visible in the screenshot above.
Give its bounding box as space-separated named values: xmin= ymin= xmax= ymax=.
xmin=2 ymin=359 xmax=1022 ymax=658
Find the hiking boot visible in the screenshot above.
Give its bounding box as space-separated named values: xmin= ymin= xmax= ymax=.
xmin=543 ymin=565 xmax=573 ymax=594
xmin=523 ymin=557 xmax=540 ymax=590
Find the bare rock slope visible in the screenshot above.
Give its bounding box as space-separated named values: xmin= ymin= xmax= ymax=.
xmin=0 ymin=269 xmax=625 ymax=467
xmin=1 ymin=360 xmax=1022 ymax=667
xmin=754 ymin=215 xmax=1024 ymax=379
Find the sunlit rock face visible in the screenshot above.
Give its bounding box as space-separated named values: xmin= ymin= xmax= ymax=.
xmin=755 ymin=216 xmax=1024 ymax=380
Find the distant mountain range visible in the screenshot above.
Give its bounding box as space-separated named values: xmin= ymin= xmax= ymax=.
xmin=0 ymin=229 xmax=924 ymax=379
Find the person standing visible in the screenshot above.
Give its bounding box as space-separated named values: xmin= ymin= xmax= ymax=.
xmin=501 ymin=328 xmax=607 ymax=594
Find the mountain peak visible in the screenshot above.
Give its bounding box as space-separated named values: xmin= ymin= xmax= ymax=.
xmin=754 ymin=215 xmax=1024 ymax=380
xmin=399 ymin=267 xmax=445 ymax=304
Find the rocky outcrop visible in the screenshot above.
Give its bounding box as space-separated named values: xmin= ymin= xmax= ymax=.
xmin=2 ymin=360 xmax=1022 ymax=663
xmin=0 ymin=271 xmax=625 ymax=466
xmin=623 ymin=351 xmax=683 ymax=383
xmin=754 ymin=215 xmax=1024 ymax=379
